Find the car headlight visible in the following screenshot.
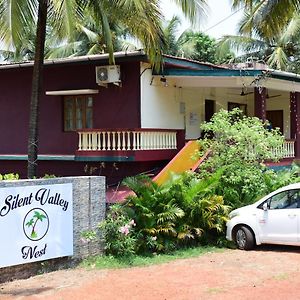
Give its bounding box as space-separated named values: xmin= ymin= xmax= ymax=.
xmin=229 ymin=210 xmax=240 ymax=219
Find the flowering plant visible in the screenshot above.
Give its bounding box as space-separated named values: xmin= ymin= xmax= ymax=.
xmin=98 ymin=205 xmax=137 ymax=257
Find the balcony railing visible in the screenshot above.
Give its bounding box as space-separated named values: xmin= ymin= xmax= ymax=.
xmin=272 ymin=139 xmax=295 ymax=158
xmin=247 ymin=140 xmax=295 ymax=160
xmin=78 ymin=129 xmax=178 ymax=152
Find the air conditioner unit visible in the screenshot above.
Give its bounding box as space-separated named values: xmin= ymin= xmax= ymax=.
xmin=95 ymin=65 xmax=121 ymax=86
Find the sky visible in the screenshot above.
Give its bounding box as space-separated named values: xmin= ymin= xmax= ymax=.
xmin=160 ymin=0 xmax=243 ymax=39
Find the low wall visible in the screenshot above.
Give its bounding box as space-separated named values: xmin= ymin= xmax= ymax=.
xmin=0 ymin=176 xmax=106 ymax=283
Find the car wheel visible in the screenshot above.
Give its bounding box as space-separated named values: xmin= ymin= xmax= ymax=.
xmin=235 ymin=226 xmax=255 ymax=250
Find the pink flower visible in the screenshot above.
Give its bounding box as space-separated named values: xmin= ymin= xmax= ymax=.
xmin=129 ymin=220 xmax=136 ymax=227
xmin=119 ymin=224 xmax=130 ymax=235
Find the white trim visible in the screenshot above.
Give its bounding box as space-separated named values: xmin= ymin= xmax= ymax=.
xmin=46 ymin=89 xmax=99 ymax=96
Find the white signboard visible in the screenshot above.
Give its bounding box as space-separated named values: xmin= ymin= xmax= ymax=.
xmin=0 ymin=183 xmax=73 ymax=268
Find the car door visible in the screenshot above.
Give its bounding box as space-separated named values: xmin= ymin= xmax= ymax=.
xmin=256 ymin=189 xmax=300 ymax=243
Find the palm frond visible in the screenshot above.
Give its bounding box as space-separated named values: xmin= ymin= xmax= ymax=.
xmin=267 ymin=46 xmax=289 ymax=70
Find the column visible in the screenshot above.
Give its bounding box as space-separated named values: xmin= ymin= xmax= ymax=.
xmin=290 ymin=92 xmax=300 ymax=158
xmin=254 ymin=87 xmax=267 ymax=121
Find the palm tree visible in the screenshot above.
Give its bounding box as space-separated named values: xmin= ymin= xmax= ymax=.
xmin=231 ymin=0 xmax=300 ymax=38
xmin=216 ymin=1 xmax=300 ymax=71
xmin=0 ymin=0 xmax=206 ymax=178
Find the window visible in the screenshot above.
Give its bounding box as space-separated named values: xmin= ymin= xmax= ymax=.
xmin=258 ymin=189 xmax=300 ymax=210
xmin=64 ymin=96 xmax=93 ymax=131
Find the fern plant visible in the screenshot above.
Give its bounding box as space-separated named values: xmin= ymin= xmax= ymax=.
xmin=167 ymin=171 xmax=230 ymax=243
xmin=122 ymin=175 xmax=184 ymax=253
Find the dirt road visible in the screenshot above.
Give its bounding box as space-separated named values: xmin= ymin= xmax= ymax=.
xmin=1 ymin=245 xmax=300 ymax=300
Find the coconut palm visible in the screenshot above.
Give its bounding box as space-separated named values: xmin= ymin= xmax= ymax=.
xmin=232 ymin=0 xmax=300 ymax=38
xmin=0 ymin=0 xmax=207 ymax=178
xmin=217 ymin=2 xmax=300 ymax=71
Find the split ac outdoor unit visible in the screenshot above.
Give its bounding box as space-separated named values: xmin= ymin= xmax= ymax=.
xmin=95 ymin=65 xmax=121 ymax=86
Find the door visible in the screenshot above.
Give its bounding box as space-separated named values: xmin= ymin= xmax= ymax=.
xmin=205 ymin=99 xmax=215 ymax=122
xmin=256 ymin=189 xmax=300 ymax=243
xmin=266 ymin=110 xmax=283 ymax=133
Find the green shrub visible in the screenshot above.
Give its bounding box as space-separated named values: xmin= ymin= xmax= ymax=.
xmin=198 ymin=108 xmax=288 ymax=209
xmin=166 ymin=171 xmax=230 ymax=243
xmin=0 ymin=173 xmax=19 ymax=180
xmin=123 ymin=175 xmax=184 ymax=254
xmin=98 ymin=204 xmax=137 ymax=258
xmin=122 ymin=173 xmax=229 ymax=253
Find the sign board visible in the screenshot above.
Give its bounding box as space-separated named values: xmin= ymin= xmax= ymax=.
xmin=0 ymin=183 xmax=73 ymax=268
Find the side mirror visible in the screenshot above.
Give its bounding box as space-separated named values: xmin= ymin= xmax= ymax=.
xmin=263 ymin=202 xmax=268 ymax=211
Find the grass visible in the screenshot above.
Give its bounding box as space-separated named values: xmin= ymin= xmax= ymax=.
xmin=81 ymin=246 xmax=225 ymax=270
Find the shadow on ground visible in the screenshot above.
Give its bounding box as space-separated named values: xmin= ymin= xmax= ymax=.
xmin=0 ymin=287 xmax=53 ymax=296
xmin=254 ymin=244 xmax=300 ymax=253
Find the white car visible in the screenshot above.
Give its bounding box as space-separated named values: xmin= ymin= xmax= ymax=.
xmin=226 ymin=182 xmax=300 ymax=250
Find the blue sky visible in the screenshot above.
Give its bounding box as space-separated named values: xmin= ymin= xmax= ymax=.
xmin=160 ymin=0 xmax=243 ymax=39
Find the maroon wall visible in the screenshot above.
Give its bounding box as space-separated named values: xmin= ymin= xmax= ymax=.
xmin=0 ymin=60 xmax=141 ymax=155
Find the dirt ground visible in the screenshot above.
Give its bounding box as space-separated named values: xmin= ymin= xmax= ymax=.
xmin=1 ymin=245 xmax=300 ymax=300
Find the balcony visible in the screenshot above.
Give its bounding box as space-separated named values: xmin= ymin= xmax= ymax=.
xmin=272 ymin=140 xmax=295 ymax=159
xmin=75 ymin=129 xmax=184 ymax=162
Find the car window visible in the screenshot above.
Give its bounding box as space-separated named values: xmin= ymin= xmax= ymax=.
xmin=258 ymin=189 xmax=300 ymax=210
xmin=289 ymin=189 xmax=300 ymax=208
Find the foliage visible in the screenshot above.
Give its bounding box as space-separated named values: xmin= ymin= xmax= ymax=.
xmin=219 ymin=2 xmax=300 ymax=71
xmin=200 ymin=108 xmax=284 ymax=166
xmin=98 ymin=204 xmax=137 ymax=258
xmin=123 ymin=175 xmax=185 ymax=253
xmin=165 ymin=171 xmax=230 ymax=243
xmin=263 ymin=163 xmax=300 ymax=193
xmin=199 ymin=108 xmax=285 ymax=209
xmin=122 ymin=173 xmax=229 ymax=254
xmin=43 ymin=174 xmax=56 ymax=179
xmin=177 ymin=31 xmax=234 ymax=64
xmin=162 ymin=22 xmax=234 ymax=64
xmin=215 ymin=163 xmax=272 ymax=208
xmin=0 ymin=173 xmax=19 ymax=180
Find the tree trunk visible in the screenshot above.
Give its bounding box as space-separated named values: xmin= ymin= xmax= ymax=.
xmin=27 ymin=0 xmax=48 ymax=178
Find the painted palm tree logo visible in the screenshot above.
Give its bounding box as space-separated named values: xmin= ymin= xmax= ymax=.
xmin=23 ymin=208 xmax=49 ymax=241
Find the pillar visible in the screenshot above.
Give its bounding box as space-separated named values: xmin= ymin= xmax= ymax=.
xmin=290 ymin=92 xmax=300 ymax=158
xmin=254 ymin=87 xmax=267 ymax=122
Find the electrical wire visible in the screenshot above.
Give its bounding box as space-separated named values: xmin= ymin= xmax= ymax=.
xmin=203 ymin=6 xmax=245 ymax=34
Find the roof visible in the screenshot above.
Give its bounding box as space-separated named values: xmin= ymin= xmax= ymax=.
xmin=162 ymin=54 xmax=227 ymax=71
xmin=0 ymin=50 xmax=227 ymax=71
xmin=0 ymin=50 xmax=148 ymax=70
xmin=0 ymin=50 xmax=300 ymax=84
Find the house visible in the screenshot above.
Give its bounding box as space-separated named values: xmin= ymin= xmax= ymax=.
xmin=0 ymin=51 xmax=299 ymax=185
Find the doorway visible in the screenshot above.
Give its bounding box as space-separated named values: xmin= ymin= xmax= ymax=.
xmin=266 ymin=110 xmax=284 ymax=133
xmin=205 ymin=99 xmax=215 ymax=122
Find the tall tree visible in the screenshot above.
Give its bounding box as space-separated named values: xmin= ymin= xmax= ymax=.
xmin=232 ymin=0 xmax=300 ymax=38
xmin=162 ymin=18 xmax=234 ymax=64
xmin=218 ymin=2 xmax=300 ymax=71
